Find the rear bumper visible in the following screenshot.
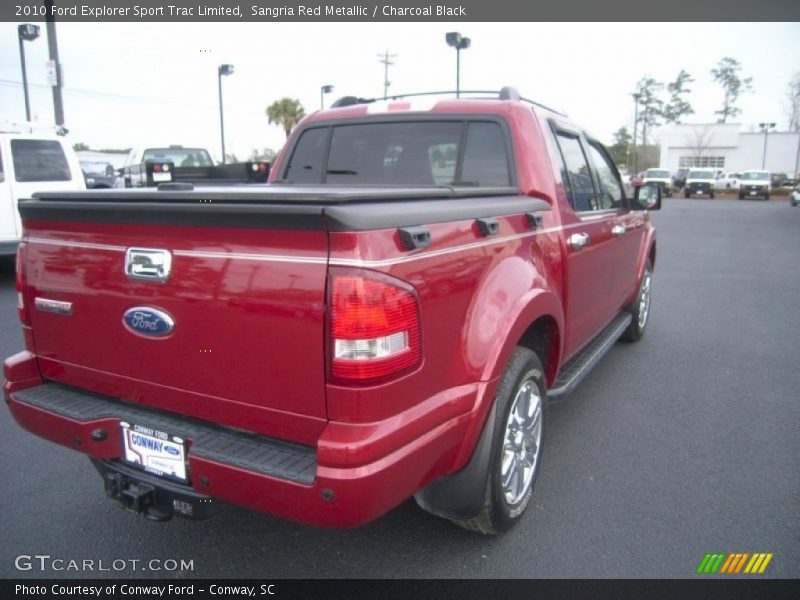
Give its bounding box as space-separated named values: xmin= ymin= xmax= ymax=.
xmin=4 ymin=351 xmax=483 ymax=528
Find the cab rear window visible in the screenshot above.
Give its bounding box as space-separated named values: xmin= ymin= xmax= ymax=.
xmin=11 ymin=139 xmax=71 ymax=182
xmin=283 ymin=120 xmax=512 ymax=187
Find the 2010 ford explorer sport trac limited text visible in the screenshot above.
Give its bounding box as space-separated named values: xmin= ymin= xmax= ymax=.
xmin=4 ymin=88 xmax=660 ymax=534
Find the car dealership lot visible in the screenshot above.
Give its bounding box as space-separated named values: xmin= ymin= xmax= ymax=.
xmin=1 ymin=198 xmax=798 ymax=579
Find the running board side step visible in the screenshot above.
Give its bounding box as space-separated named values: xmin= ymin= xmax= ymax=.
xmin=548 ymin=312 xmax=632 ymax=399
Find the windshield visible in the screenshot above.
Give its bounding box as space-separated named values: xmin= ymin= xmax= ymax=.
xmin=80 ymin=161 xmax=113 ymax=176
xmin=741 ymin=172 xmax=768 ymax=181
xmin=646 ymin=170 xmax=670 ymax=178
xmin=689 ymin=170 xmax=714 ymax=179
xmin=142 ymin=148 xmax=213 ymax=167
xmin=283 ymin=120 xmax=511 ymax=187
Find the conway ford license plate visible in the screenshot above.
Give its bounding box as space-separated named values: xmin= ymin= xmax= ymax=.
xmin=121 ymin=421 xmax=187 ymax=483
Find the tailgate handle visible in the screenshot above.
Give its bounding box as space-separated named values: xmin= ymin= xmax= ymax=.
xmin=125 ymin=248 xmax=172 ymax=283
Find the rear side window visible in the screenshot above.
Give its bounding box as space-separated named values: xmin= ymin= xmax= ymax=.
xmin=282 ymin=120 xmax=512 ymax=187
xmin=11 ymin=139 xmax=71 ymax=182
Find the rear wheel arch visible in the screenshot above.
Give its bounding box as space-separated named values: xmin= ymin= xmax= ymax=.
xmin=516 ymin=315 xmax=560 ymax=388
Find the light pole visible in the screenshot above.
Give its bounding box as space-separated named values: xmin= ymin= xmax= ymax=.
xmin=445 ymin=32 xmax=471 ymax=98
xmin=320 ymin=85 xmax=334 ymax=110
xmin=217 ymin=64 xmax=234 ymax=165
xmin=17 ymin=24 xmax=40 ymax=122
xmin=759 ymin=122 xmax=776 ymax=170
xmin=631 ymin=92 xmax=641 ymax=172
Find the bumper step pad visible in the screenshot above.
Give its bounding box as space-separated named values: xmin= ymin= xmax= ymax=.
xmin=12 ymin=382 xmax=317 ymax=485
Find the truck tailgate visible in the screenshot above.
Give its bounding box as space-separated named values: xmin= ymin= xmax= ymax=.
xmin=21 ymin=218 xmax=329 ymax=441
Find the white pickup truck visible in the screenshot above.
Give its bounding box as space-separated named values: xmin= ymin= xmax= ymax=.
xmin=0 ymin=129 xmax=85 ymax=256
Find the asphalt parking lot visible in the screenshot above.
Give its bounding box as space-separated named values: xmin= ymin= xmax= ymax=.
xmin=0 ymin=197 xmax=798 ymax=579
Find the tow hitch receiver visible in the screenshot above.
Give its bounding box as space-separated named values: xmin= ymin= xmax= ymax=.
xmin=104 ymin=471 xmax=170 ymax=521
xmin=92 ymin=459 xmax=224 ymax=521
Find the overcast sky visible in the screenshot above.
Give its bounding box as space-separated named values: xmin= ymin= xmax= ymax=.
xmin=1 ymin=21 xmax=798 ymax=161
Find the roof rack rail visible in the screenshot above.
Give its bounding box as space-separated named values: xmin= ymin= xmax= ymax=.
xmin=328 ymin=87 xmax=566 ymax=116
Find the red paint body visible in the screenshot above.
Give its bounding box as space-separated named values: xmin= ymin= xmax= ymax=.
xmin=5 ymin=99 xmax=656 ymax=528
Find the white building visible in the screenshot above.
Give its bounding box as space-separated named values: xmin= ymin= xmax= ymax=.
xmin=660 ymin=123 xmax=800 ymax=174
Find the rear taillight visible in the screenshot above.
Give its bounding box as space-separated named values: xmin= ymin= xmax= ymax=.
xmin=16 ymin=242 xmax=29 ymax=326
xmin=329 ymin=272 xmax=422 ymax=385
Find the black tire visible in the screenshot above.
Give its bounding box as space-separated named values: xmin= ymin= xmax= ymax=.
xmin=684 ymin=190 xmax=690 ymax=198
xmin=764 ymin=192 xmax=770 ymax=201
xmin=709 ymin=191 xmax=715 ymax=199
xmin=454 ymin=348 xmax=546 ymax=535
xmin=621 ymin=259 xmax=653 ymax=343
xmin=738 ymin=191 xmax=745 ymax=200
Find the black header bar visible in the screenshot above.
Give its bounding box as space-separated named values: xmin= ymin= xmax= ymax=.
xmin=4 ymin=0 xmax=799 ymax=22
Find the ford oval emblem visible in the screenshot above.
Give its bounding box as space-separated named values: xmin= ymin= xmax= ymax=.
xmin=123 ymin=307 xmax=174 ymax=337
xmin=164 ymin=446 xmax=180 ymax=456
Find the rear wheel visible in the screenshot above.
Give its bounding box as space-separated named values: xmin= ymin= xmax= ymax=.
xmin=738 ymin=191 xmax=745 ymax=200
xmin=764 ymin=192 xmax=770 ymax=201
xmin=709 ymin=191 xmax=715 ymax=199
xmin=621 ymin=260 xmax=653 ymax=343
xmin=684 ymin=190 xmax=690 ymax=198
xmin=454 ymin=348 xmax=546 ymax=535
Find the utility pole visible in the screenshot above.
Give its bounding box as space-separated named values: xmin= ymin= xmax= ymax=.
xmin=43 ymin=0 xmax=65 ymax=133
xmin=631 ymin=93 xmax=641 ymax=173
xmin=377 ymin=50 xmax=396 ymax=100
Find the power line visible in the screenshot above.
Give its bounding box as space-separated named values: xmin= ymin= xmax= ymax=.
xmin=0 ymin=78 xmax=213 ymax=109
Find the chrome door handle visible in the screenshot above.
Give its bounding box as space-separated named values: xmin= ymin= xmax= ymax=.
xmin=612 ymin=225 xmax=627 ymax=238
xmin=567 ymin=233 xmax=590 ymax=251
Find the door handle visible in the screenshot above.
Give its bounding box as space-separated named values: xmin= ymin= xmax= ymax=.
xmin=567 ymin=232 xmax=590 ymax=251
xmin=612 ymin=225 xmax=627 ymax=238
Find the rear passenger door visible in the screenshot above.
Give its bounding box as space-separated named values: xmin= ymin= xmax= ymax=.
xmin=550 ymin=126 xmax=622 ymax=360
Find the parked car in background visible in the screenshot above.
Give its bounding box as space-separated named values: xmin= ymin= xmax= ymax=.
xmin=642 ymin=168 xmax=673 ymax=197
xmin=0 ymin=129 xmax=85 ymax=256
xmin=770 ymin=173 xmax=788 ymax=188
xmin=738 ymin=170 xmax=771 ymax=200
xmin=80 ymin=160 xmax=121 ymax=189
xmin=121 ymin=145 xmax=269 ymax=188
xmin=790 ymin=184 xmax=800 ymax=207
xmin=684 ymin=169 xmax=716 ymax=198
xmin=672 ymin=168 xmax=688 ymax=190
xmin=714 ymin=171 xmax=741 ymax=190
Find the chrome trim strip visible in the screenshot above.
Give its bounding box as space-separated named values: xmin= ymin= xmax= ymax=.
xmin=27 ymin=224 xmax=574 ymax=269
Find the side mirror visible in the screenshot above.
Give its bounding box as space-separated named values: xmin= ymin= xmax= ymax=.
xmin=633 ymin=183 xmax=661 ymax=210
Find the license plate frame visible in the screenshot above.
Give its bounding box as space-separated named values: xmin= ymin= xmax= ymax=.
xmin=120 ymin=421 xmax=188 ymax=484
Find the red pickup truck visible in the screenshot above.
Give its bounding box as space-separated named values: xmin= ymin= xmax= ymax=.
xmin=4 ymin=88 xmax=660 ymax=534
